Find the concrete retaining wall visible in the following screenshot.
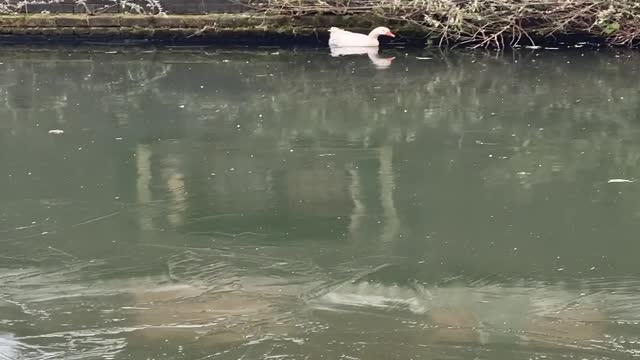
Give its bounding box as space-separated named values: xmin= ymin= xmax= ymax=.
xmin=0 ymin=14 xmax=413 ymax=45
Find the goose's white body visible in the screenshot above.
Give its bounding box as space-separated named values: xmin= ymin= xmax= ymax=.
xmin=328 ymin=26 xmax=395 ymax=48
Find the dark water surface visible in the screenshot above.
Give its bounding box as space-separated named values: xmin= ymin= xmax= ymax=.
xmin=1 ymin=46 xmax=640 ymax=359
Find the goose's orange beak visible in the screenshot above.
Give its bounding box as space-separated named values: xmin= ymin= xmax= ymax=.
xmin=387 ymin=31 xmax=396 ymax=37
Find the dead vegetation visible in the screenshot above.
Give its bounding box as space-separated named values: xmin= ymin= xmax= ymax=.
xmin=241 ymin=0 xmax=640 ymax=48
xmin=0 ymin=0 xmax=165 ymax=16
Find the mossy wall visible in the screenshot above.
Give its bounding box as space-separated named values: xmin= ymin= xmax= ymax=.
xmin=0 ymin=14 xmax=414 ymax=45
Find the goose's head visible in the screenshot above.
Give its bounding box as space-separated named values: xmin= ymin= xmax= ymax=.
xmin=369 ymin=27 xmax=395 ymax=38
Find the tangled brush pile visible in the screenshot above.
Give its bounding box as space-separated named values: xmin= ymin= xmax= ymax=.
xmin=242 ymin=0 xmax=640 ymax=48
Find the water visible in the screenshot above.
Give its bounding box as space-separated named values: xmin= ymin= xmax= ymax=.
xmin=1 ymin=45 xmax=640 ymax=359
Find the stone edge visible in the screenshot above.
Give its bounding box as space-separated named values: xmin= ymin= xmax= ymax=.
xmin=0 ymin=14 xmax=421 ymax=44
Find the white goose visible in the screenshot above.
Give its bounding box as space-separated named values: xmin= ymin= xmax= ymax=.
xmin=328 ymin=26 xmax=395 ymax=47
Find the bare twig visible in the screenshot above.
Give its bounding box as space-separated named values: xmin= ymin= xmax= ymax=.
xmin=187 ymin=24 xmax=217 ymax=38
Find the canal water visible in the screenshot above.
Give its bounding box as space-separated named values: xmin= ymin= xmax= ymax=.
xmin=1 ymin=46 xmax=640 ymax=359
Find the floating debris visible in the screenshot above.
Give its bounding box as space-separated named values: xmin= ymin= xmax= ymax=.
xmin=475 ymin=140 xmax=498 ymax=145
xmin=48 ymin=129 xmax=64 ymax=135
xmin=608 ymin=179 xmax=635 ymax=183
xmin=416 ymin=57 xmax=432 ymax=60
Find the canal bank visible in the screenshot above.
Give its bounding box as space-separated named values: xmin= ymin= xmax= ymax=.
xmin=0 ymin=12 xmax=610 ymax=47
xmin=0 ymin=0 xmax=638 ymax=47
xmin=0 ymin=14 xmax=414 ymax=46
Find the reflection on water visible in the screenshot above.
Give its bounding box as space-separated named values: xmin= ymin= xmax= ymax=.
xmin=2 ymin=46 xmax=640 ymax=359
xmin=329 ymin=46 xmax=395 ymax=68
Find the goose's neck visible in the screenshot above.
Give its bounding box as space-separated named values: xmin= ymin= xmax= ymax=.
xmin=367 ymin=30 xmax=379 ymax=38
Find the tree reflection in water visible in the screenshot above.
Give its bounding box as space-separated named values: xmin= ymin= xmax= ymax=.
xmin=1 ymin=47 xmax=640 ymax=359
